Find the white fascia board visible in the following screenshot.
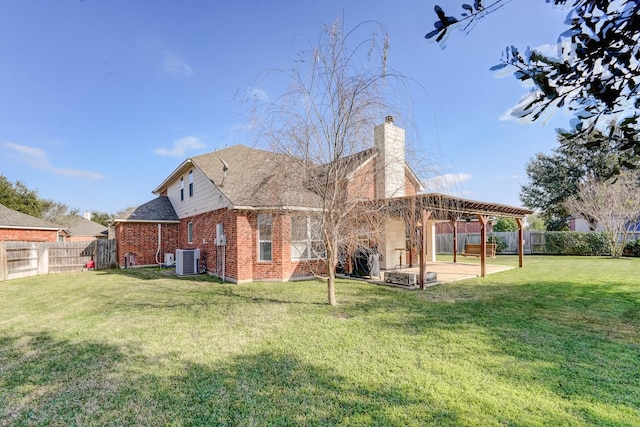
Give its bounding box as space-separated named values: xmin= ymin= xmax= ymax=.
xmin=152 ymin=158 xmax=194 ymax=195
xmin=405 ymin=163 xmax=424 ymax=192
xmin=233 ymin=206 xmax=324 ymax=212
xmin=111 ymin=219 xmax=181 ymax=224
xmin=0 ymin=225 xmax=61 ymax=231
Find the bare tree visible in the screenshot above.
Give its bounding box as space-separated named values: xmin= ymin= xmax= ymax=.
xmin=566 ymin=171 xmax=640 ymax=258
xmin=249 ymin=20 xmax=412 ymax=305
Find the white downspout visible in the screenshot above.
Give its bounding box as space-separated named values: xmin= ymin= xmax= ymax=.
xmin=155 ymin=223 xmax=162 ymax=265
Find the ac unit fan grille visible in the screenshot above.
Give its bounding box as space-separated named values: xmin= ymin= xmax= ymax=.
xmin=182 ymin=251 xmax=195 ymax=275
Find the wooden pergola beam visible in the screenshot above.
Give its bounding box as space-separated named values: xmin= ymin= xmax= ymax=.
xmin=516 ymin=217 xmax=524 ymax=268
xmin=450 ymin=216 xmax=458 ymax=263
xmin=477 ymin=214 xmax=489 ymax=277
xmin=419 ymin=209 xmax=432 ymax=289
xmin=374 ymin=193 xmax=532 ymax=286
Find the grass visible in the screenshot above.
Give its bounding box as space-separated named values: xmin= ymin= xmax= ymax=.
xmin=1 ymin=256 xmax=639 ymax=426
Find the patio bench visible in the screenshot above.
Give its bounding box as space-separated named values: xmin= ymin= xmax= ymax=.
xmin=462 ymin=243 xmax=496 ymax=258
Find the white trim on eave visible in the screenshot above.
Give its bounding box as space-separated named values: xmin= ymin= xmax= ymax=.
xmin=0 ymin=225 xmax=61 ymax=231
xmin=405 ymin=164 xmax=424 ymax=192
xmin=233 ymin=206 xmax=324 ymax=212
xmin=152 ymin=158 xmax=194 ymax=195
xmin=111 ymin=219 xmax=181 ymax=224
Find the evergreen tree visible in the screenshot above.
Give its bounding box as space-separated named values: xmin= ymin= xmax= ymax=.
xmin=0 ymin=175 xmax=44 ymax=217
xmin=427 ymin=1 xmax=640 ymax=164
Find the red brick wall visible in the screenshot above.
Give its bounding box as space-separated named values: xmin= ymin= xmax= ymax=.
xmin=347 ymin=158 xmax=418 ymax=200
xmin=234 ymin=212 xmax=254 ymax=282
xmin=115 ymin=222 xmax=179 ymax=267
xmin=348 ymin=160 xmax=376 ymax=201
xmin=116 ymin=210 xmax=346 ymax=282
xmin=405 ymin=174 xmax=417 ymax=196
xmin=177 ymin=209 xmax=237 ymax=280
xmin=0 ymin=228 xmax=58 ymax=242
xmin=115 ymin=210 xmax=333 ymax=282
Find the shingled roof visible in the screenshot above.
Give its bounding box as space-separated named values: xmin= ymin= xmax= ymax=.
xmin=184 ymin=145 xmax=322 ymax=209
xmin=0 ymin=204 xmax=61 ymax=230
xmin=113 ymin=196 xmax=179 ymax=223
xmin=153 ymin=144 xmax=529 ymax=217
xmin=51 ymin=215 xmax=108 ymax=237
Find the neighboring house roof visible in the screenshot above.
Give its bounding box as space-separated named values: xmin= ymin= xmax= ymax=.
xmin=112 ymin=196 xmax=179 ymax=223
xmin=0 ymin=203 xmax=61 ymax=230
xmin=51 ymin=215 xmax=108 ymax=237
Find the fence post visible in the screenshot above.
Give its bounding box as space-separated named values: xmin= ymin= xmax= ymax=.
xmin=38 ymin=243 xmax=49 ymax=275
xmin=0 ymin=242 xmax=6 ymax=281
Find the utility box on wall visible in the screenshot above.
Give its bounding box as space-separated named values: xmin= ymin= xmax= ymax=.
xmin=216 ymin=223 xmax=226 ymax=246
xmin=164 ymin=253 xmax=175 ymax=266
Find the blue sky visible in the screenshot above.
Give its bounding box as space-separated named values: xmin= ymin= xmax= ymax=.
xmin=0 ymin=1 xmax=570 ymax=214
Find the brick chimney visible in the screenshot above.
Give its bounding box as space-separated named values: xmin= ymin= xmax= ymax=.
xmin=374 ymin=116 xmax=406 ymax=199
xmin=374 ymin=116 xmax=408 ymax=270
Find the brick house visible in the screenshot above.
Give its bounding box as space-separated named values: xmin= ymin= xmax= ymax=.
xmin=0 ymin=203 xmax=65 ymax=242
xmin=113 ymin=117 xmax=423 ymax=282
xmin=115 ymin=116 xmax=534 ymax=282
xmin=113 ymin=196 xmax=180 ymax=268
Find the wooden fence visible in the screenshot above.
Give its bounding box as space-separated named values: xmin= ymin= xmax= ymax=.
xmin=0 ymin=239 xmax=117 ymax=282
xmin=436 ymin=231 xmax=541 ymax=255
xmin=437 ymin=231 xmax=640 ymax=255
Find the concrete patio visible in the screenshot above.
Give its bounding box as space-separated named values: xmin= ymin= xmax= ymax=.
xmin=343 ymin=260 xmax=514 ymax=289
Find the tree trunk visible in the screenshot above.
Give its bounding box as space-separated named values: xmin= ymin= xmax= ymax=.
xmin=327 ymin=275 xmax=337 ymax=306
xmin=327 ymin=240 xmax=338 ymax=305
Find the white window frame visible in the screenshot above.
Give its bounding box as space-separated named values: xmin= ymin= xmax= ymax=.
xmin=187 ymin=221 xmax=193 ymax=244
xmin=291 ymin=216 xmax=324 ymax=261
xmin=258 ymin=214 xmax=272 ymax=262
xmin=189 ymin=169 xmax=194 ymax=197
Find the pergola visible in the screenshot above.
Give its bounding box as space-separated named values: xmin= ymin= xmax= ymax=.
xmin=382 ymin=193 xmax=533 ymax=288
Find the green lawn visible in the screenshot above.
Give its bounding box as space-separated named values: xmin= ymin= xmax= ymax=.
xmin=1 ymin=256 xmax=639 ymax=426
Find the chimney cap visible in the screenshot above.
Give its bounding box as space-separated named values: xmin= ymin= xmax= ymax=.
xmin=384 ymin=115 xmax=394 ymax=124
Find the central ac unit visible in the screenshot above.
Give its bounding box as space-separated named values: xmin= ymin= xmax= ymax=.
xmin=176 ymin=249 xmax=200 ymax=276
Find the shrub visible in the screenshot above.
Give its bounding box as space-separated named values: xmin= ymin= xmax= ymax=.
xmin=585 ymin=232 xmax=609 ymax=255
xmin=487 ymin=234 xmax=508 ymax=253
xmin=493 ymin=217 xmax=519 ymax=232
xmin=624 ymin=239 xmax=640 ymax=257
xmin=544 ymin=231 xmax=609 ymax=256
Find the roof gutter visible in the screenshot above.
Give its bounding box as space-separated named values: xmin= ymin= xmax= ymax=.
xmin=0 ymin=225 xmax=62 ymax=231
xmin=233 ymin=206 xmax=324 ymax=212
xmin=111 ymin=219 xmax=181 ymax=224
